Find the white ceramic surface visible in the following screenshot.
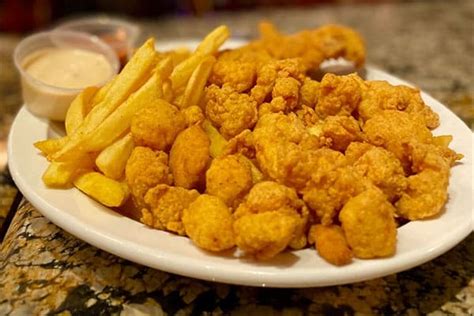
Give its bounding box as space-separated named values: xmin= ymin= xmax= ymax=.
xmin=8 ymin=41 xmax=473 ymax=288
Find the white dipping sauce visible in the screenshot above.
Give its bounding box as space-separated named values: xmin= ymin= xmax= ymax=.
xmin=24 ymin=48 xmax=113 ymax=89
xmin=21 ymin=48 xmax=114 ymax=121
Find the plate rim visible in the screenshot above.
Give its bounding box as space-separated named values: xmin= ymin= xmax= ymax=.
xmin=7 ymin=61 xmax=473 ymax=288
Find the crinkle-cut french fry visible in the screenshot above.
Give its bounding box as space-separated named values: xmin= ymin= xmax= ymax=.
xmin=65 ymin=86 xmax=99 ymax=135
xmin=180 ymin=56 xmax=216 ymax=109
xmin=89 ymin=77 xmax=115 ymax=108
xmin=82 ymin=72 xmax=162 ymax=152
xmin=96 ymin=133 xmax=134 ymax=180
xmin=74 ymin=172 xmax=130 ymax=207
xmin=195 ymin=25 xmax=230 ymax=55
xmin=156 ymin=56 xmax=173 ymax=79
xmin=170 ymin=53 xmax=206 ymax=91
xmin=202 ymin=120 xmax=228 ymax=158
xmin=42 ymin=154 xmax=94 ymax=188
xmin=52 ymin=38 xmax=157 ymax=162
xmin=162 ymin=80 xmax=174 ymax=103
xmin=34 ymin=136 xmax=69 ymax=158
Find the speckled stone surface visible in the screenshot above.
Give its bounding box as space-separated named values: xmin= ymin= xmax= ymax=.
xmin=1 ymin=0 xmax=473 ymax=314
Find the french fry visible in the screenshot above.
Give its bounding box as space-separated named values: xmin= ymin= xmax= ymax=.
xmin=156 ymin=56 xmax=174 ymax=79
xmin=82 ymin=72 xmax=162 ymax=152
xmin=239 ymin=155 xmax=264 ymax=184
xmin=195 ymin=25 xmax=230 ymax=55
xmin=52 ymin=38 xmax=157 ymax=162
xmin=65 ymin=86 xmax=99 ymax=135
xmin=169 ymin=47 xmax=191 ymax=66
xmin=34 ymin=136 xmax=69 ymax=157
xmin=89 ymin=77 xmax=116 ymax=108
xmin=180 ymin=56 xmax=215 ymax=109
xmin=202 ymin=120 xmax=227 ymax=158
xmin=170 ymin=53 xmax=207 ymax=91
xmin=74 ymin=172 xmax=130 ymax=207
xmin=162 ymin=80 xmax=174 ymax=102
xmin=96 ymin=133 xmax=134 ymax=180
xmin=42 ymin=155 xmax=94 ymax=187
xmin=170 ymin=26 xmax=228 ymax=90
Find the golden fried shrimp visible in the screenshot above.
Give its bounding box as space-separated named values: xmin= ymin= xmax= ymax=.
xmin=303 ymin=165 xmax=366 ymax=225
xmin=346 ymin=142 xmax=407 ymax=202
xmin=250 ymin=58 xmax=307 ymax=106
xmin=320 ymin=115 xmax=363 ymax=152
xmin=131 ymin=99 xmax=186 ymax=151
xmin=234 ymin=181 xmax=309 ymax=250
xmin=181 ymin=105 xmax=205 ymax=127
xmin=125 ymin=147 xmax=173 ymax=206
xmin=204 ymin=84 xmax=258 ymax=139
xmin=339 ymin=188 xmax=397 ymax=259
xmin=309 ymin=224 xmax=352 ymax=266
xmin=315 ymin=73 xmax=363 ymax=118
xmin=358 ymin=80 xmax=439 ymax=129
xmin=205 ymin=154 xmax=253 ymax=207
xmin=169 ymin=124 xmax=210 ymax=189
xmin=233 ymin=211 xmax=298 ymax=260
xmin=299 ymin=78 xmax=320 ymax=109
xmin=141 ymin=184 xmax=199 ymax=235
xmin=183 ymin=194 xmax=235 ymax=252
xmin=362 ymin=110 xmax=433 ymax=172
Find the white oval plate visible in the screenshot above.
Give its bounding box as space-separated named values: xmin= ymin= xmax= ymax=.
xmin=8 ymin=40 xmax=473 ymax=288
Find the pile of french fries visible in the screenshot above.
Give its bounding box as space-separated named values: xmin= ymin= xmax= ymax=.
xmin=35 ymin=26 xmax=230 ymax=207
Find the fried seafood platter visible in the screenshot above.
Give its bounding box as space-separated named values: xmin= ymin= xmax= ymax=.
xmin=35 ymin=23 xmax=463 ymax=267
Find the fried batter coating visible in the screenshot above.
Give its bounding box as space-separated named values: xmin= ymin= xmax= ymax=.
xmin=169 ymin=124 xmax=210 ymax=189
xmin=362 ymin=110 xmax=433 ymax=172
xmin=299 ymin=78 xmax=320 ymax=108
xmin=234 ymin=211 xmax=298 ymax=260
xmin=209 ymin=46 xmax=272 ymax=92
xmin=358 ymin=81 xmax=439 ymax=129
xmin=303 ymin=164 xmax=367 ymax=225
xmin=251 ymin=58 xmax=306 ymax=106
xmin=234 ymin=181 xmax=309 ymax=251
xmin=320 ymin=115 xmax=363 ymax=152
xmin=125 ymin=147 xmax=173 ymax=206
xmin=309 ymin=224 xmax=352 ymax=266
xmin=141 ymin=184 xmax=199 ymax=235
xmin=182 ymin=194 xmax=235 ymax=252
xmin=316 ymin=73 xmax=363 ymax=118
xmin=204 ymin=84 xmax=258 ymax=139
xmin=131 ymin=100 xmax=186 ymax=151
xmin=339 ymin=188 xmax=397 ymax=259
xmin=206 ymin=154 xmax=253 ymax=207
xmin=181 ymin=105 xmax=204 ymax=127
xmin=346 ymin=142 xmax=407 ymax=202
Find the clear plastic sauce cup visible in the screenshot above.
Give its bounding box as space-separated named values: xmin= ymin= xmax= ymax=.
xmin=14 ymin=30 xmax=120 ymax=121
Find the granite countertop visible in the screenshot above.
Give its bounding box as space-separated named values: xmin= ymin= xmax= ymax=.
xmin=0 ymin=0 xmax=473 ymax=315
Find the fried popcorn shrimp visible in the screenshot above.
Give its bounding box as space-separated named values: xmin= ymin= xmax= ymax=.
xmin=131 ymin=100 xmax=186 ymax=151
xmin=309 ymin=224 xmax=352 ymax=266
xmin=363 ymin=110 xmax=433 ymax=172
xmin=206 ymin=154 xmax=253 ymax=207
xmin=358 ymin=80 xmax=439 ymax=129
xmin=234 ymin=211 xmax=299 ymax=260
xmin=204 ymin=84 xmax=258 ymax=139
xmin=346 ymin=142 xmax=407 ymax=202
xmin=251 ymin=58 xmax=306 ymax=106
xmin=222 ymin=129 xmax=256 ymax=159
xmin=339 ymin=188 xmax=397 ymax=259
xmin=142 ymin=184 xmax=199 ymax=235
xmin=181 ymin=105 xmax=204 ymax=126
xmin=183 ymin=194 xmax=235 ymax=252
xmin=303 ymin=164 xmax=367 ymax=225
xmin=295 ymin=105 xmax=320 ymax=126
xmin=299 ymin=78 xmax=320 ymax=108
xmin=169 ymin=124 xmax=210 ymax=189
xmin=316 ymin=73 xmax=363 ymax=118
xmin=125 ymin=147 xmax=173 ymax=206
xmin=234 ymin=181 xmax=309 ymax=251
xmin=320 ymin=115 xmax=363 ymax=152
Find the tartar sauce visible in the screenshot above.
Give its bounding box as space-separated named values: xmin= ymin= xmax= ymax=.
xmin=23 ymin=48 xmax=113 ymax=89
